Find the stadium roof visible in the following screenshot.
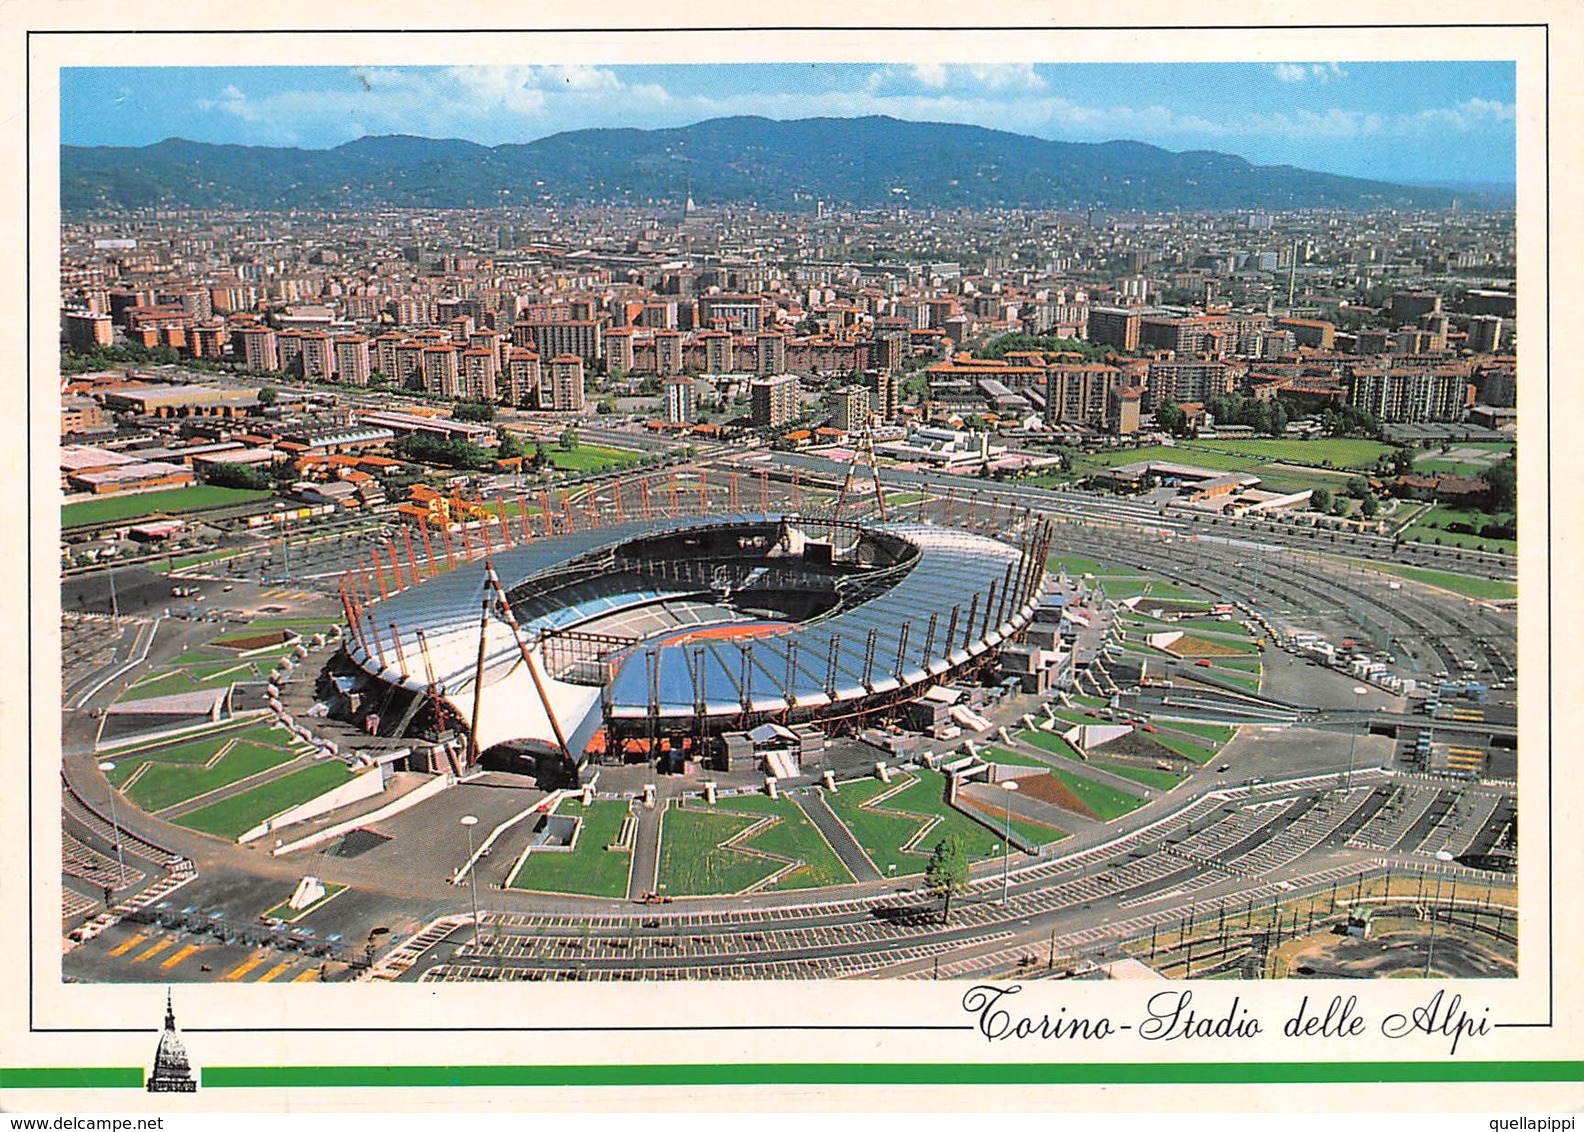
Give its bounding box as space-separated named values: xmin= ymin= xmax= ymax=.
xmin=346 ymin=514 xmax=1039 ymax=754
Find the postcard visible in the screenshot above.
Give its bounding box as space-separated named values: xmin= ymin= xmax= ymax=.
xmin=2 ymin=0 xmax=1580 ymax=1117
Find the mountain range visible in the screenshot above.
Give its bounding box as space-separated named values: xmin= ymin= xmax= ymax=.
xmin=60 ymin=114 xmax=1484 ymax=213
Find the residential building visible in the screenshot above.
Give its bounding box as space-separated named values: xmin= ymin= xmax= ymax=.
xmin=750 ymin=374 xmax=799 ymax=429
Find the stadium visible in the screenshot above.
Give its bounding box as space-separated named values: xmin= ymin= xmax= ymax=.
xmin=329 ymin=508 xmax=1054 ymax=785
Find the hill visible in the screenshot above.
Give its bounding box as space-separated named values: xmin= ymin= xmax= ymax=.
xmin=60 ymin=114 xmax=1473 ymax=213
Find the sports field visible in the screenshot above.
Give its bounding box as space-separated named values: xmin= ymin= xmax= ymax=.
xmin=544 ymin=445 xmax=643 ymax=473
xmin=62 ymin=485 xmax=273 ymax=528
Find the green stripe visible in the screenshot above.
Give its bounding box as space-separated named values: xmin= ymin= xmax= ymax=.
xmin=6 ymin=1062 xmax=1580 ymax=1090
xmin=200 ymin=1061 xmax=1584 ymax=1089
xmin=0 ymin=1067 xmax=144 ymax=1089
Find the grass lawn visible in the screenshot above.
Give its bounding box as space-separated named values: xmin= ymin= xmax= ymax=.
xmin=1351 ymin=561 xmax=1517 ymax=601
xmin=117 ymin=670 xmax=211 ymax=702
xmin=1179 ymin=437 xmax=1392 ymax=469
xmin=104 ymin=720 xmax=287 ymax=767
xmin=823 ymin=771 xmax=1003 ymax=877
xmin=1173 ymin=617 xmax=1253 ymax=636
xmin=979 ymin=745 xmax=1052 ymax=769
xmin=1100 ymin=578 xmax=1204 ymax=600
xmin=1210 ymin=669 xmax=1262 ymax=691
xmin=173 ymin=761 xmax=356 ymax=840
xmin=1149 ymin=731 xmax=1219 ymax=765
xmin=655 ymin=804 xmax=781 ymax=896
xmin=507 ymin=799 xmax=633 ymax=898
xmin=126 ymin=741 xmax=299 ymax=812
xmin=1047 ymin=554 xmax=1145 ymax=577
xmin=62 ymin=486 xmax=273 ymax=529
xmin=544 ymin=445 xmax=642 ymax=473
xmin=957 ymin=797 xmax=1071 ymax=849
xmin=1017 ymin=730 xmax=1182 ymax=790
xmin=1157 ymin=721 xmax=1236 ymax=744
xmin=1047 ymin=767 xmax=1147 ymax=821
xmin=1401 ymin=506 xmax=1515 ymax=552
xmin=1090 ymin=762 xmax=1187 ymax=791
xmin=697 ymin=793 xmax=855 ymax=891
xmin=1019 ymin=729 xmax=1082 ymax=758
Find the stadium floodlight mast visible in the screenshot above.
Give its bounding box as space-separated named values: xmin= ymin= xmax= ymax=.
xmin=96 ymin=761 xmax=127 ymax=889
xmin=1000 ymin=779 xmax=1020 ymax=905
xmin=1345 ymin=685 xmax=1369 ymax=790
xmin=460 ymin=815 xmax=482 ymax=950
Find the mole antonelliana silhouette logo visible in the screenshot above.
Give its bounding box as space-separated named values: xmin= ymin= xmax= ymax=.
xmin=146 ymin=990 xmax=198 ymax=1093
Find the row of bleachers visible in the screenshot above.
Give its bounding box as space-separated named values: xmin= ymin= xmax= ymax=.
xmin=63 ymin=830 xmax=146 ymax=889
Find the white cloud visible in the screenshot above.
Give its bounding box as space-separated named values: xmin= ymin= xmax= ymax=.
xmin=967 ymin=63 xmax=1046 ymax=91
xmin=1271 ymin=62 xmax=1347 ymax=83
xmin=180 ymin=64 xmax=1510 ymax=168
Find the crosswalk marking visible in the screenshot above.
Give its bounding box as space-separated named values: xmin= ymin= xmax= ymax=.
xmin=131 ymin=938 xmax=173 ymax=963
xmin=222 ymin=954 xmax=266 ymax=982
xmin=107 ymin=934 xmax=146 ymax=958
xmin=161 ymin=943 xmax=201 ymax=969
xmin=256 ymin=961 xmax=292 ymax=983
xmin=292 ymin=967 xmax=320 ymax=982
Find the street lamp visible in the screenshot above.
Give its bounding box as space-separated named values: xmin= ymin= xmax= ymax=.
xmin=459 ymin=815 xmax=482 ymax=950
xmin=1000 ymin=779 xmax=1020 ymax=905
xmin=1345 ymin=685 xmax=1368 ymax=790
xmin=97 ymin=761 xmax=127 ymax=890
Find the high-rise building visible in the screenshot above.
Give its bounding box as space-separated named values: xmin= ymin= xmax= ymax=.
xmin=460 ymin=348 xmax=498 ymax=402
xmin=300 ymin=333 xmax=336 ymax=381
xmin=1390 ymin=290 xmax=1442 ymax=324
xmin=756 ymin=332 xmax=786 ymax=376
xmin=542 ymin=355 xmax=587 ymax=413
xmin=502 ymin=348 xmax=541 ymax=408
xmin=827 ymin=385 xmax=870 ymax=434
xmin=698 ymin=294 xmax=763 ymax=334
xmin=750 ymin=374 xmax=799 ymax=429
xmin=1086 ymin=306 xmax=1141 ymax=352
xmin=866 ymin=370 xmax=900 ymax=422
xmin=1146 ymin=359 xmax=1236 ymax=407
xmin=701 ymin=330 xmax=734 ymax=373
xmin=655 ymin=330 xmax=684 ymax=376
xmin=664 ymin=376 xmax=697 ymax=425
xmin=1347 ymin=366 xmax=1470 ymax=422
xmin=422 ymin=344 xmax=460 ymax=397
xmin=63 ymin=310 xmax=114 ymax=351
xmin=237 ymin=326 xmax=279 ymax=372
xmin=528 ymin=320 xmax=603 ymax=363
xmin=1467 ymin=315 xmax=1504 ymax=354
xmin=334 ymin=336 xmax=372 ymax=386
xmin=1046 ymin=364 xmax=1123 ymax=427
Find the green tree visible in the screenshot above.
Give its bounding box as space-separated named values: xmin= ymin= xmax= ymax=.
xmin=1155 ymin=400 xmax=1187 ymax=437
xmin=453 ymin=400 xmax=497 ymax=423
xmin=1360 ymin=494 xmax=1381 ymax=519
xmin=1480 ymin=456 xmax=1517 ymax=513
xmin=925 ymin=833 xmax=970 ymax=925
xmin=1310 ymin=487 xmax=1333 ymax=513
xmin=256 ymin=386 xmax=278 ymax=407
xmin=496 ymin=427 xmax=524 ymax=460
xmin=559 ymin=428 xmax=579 ymax=451
xmin=201 ymin=461 xmax=271 ymax=491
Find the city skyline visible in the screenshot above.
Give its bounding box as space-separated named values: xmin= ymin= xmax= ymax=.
xmin=60 ymin=61 xmax=1517 ymax=186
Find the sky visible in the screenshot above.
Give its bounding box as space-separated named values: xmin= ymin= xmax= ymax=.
xmin=59 ymin=62 xmax=1517 ymax=185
